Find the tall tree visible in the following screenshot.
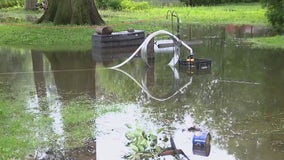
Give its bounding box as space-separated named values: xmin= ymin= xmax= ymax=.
xmin=37 ymin=0 xmax=105 ymax=25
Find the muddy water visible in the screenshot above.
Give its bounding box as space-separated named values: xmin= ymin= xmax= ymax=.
xmin=0 ymin=24 xmax=283 ymax=160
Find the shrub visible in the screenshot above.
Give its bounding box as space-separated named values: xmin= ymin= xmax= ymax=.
xmin=179 ymin=0 xmax=260 ymax=6
xmin=261 ymin=0 xmax=284 ymax=33
xmin=121 ymin=0 xmax=150 ymax=10
xmin=0 ymin=0 xmax=24 ymax=9
xmin=96 ymin=0 xmax=122 ymax=10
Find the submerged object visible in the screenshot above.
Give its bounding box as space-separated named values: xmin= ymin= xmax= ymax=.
xmin=92 ymin=29 xmax=145 ymax=62
xmin=192 ymin=131 xmax=211 ymax=156
xmin=92 ymin=29 xmax=145 ymax=48
xmin=179 ymin=58 xmax=211 ymax=70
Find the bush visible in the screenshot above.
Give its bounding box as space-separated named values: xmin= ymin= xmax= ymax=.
xmin=0 ymin=0 xmax=24 ymax=9
xmin=96 ymin=0 xmax=122 ymax=10
xmin=179 ymin=0 xmax=260 ymax=6
xmin=121 ymin=0 xmax=150 ymax=10
xmin=96 ymin=0 xmax=150 ymax=11
xmin=108 ymin=0 xmax=122 ymax=10
xmin=261 ymin=0 xmax=284 ymax=33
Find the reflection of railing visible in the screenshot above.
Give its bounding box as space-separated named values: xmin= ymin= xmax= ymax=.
xmin=110 ymin=67 xmax=193 ymax=101
xmin=109 ymin=30 xmax=194 ymax=69
xmin=166 ymin=10 xmax=181 ymax=38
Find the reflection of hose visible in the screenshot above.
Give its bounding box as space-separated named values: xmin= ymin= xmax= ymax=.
xmin=211 ymin=79 xmax=260 ymax=85
xmin=108 ymin=30 xmax=194 ymax=69
xmin=110 ymin=67 xmax=193 ymax=101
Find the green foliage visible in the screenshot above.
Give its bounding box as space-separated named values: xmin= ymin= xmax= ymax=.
xmin=121 ymin=0 xmax=150 ymax=10
xmin=180 ymin=0 xmax=260 ymax=6
xmin=96 ymin=0 xmax=150 ymax=10
xmin=125 ymin=125 xmax=167 ymax=159
xmin=260 ymin=0 xmax=284 ymax=33
xmin=96 ymin=0 xmax=123 ymax=10
xmin=0 ymin=0 xmax=24 ymax=9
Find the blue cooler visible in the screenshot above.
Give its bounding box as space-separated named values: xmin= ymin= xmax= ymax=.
xmin=192 ymin=131 xmax=211 ymax=156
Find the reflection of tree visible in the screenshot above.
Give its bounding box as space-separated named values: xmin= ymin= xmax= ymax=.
xmin=31 ymin=50 xmax=98 ymax=157
xmin=261 ymin=50 xmax=284 ymax=110
xmin=185 ymin=24 xmax=226 ymax=48
xmin=44 ymin=50 xmax=96 ymax=100
xmin=0 ymin=47 xmax=28 ymax=73
xmin=31 ymin=50 xmax=47 ymax=98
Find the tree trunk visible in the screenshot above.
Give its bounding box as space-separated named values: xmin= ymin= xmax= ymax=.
xmin=25 ymin=0 xmax=38 ymax=10
xmin=37 ymin=0 xmax=104 ymax=25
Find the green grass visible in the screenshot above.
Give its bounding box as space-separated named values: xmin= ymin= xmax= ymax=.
xmin=0 ymin=91 xmax=123 ymax=159
xmin=0 ymin=24 xmax=95 ymax=51
xmin=62 ymin=98 xmax=97 ymax=148
xmin=0 ymin=95 xmax=53 ymax=159
xmin=248 ymin=35 xmax=284 ymax=49
xmin=60 ymin=96 xmax=123 ymax=149
xmin=116 ymin=3 xmax=267 ymax=25
xmin=0 ymin=3 xmax=282 ymax=50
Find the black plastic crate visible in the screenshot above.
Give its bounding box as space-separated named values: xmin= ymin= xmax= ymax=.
xmin=178 ymin=58 xmax=211 ymax=70
xmin=195 ymin=58 xmax=211 ymax=70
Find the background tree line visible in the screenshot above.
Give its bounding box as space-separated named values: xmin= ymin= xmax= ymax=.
xmin=0 ymin=0 xmax=24 ymax=8
xmin=260 ymin=0 xmax=284 ymax=33
xmin=179 ymin=0 xmax=259 ymax=6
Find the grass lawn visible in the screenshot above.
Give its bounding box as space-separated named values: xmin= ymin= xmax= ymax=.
xmin=248 ymin=35 xmax=284 ymax=49
xmin=0 ymin=3 xmax=283 ymax=50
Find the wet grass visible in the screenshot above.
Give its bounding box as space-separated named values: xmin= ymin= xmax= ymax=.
xmin=248 ymin=35 xmax=284 ymax=49
xmin=62 ymin=99 xmax=124 ymax=148
xmin=0 ymin=90 xmax=124 ymax=159
xmin=0 ymin=101 xmax=32 ymax=159
xmin=0 ymin=3 xmax=271 ymax=51
xmin=62 ymin=98 xmax=97 ymax=148
xmin=0 ymin=94 xmax=53 ymax=159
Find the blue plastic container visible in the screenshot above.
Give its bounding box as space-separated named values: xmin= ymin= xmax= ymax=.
xmin=192 ymin=131 xmax=211 ymax=156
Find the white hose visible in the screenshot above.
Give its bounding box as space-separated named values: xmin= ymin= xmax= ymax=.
xmin=108 ymin=30 xmax=194 ymax=69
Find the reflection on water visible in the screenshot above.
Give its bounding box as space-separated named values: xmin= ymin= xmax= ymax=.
xmin=110 ymin=67 xmax=193 ymax=102
xmin=0 ymin=24 xmax=283 ymax=160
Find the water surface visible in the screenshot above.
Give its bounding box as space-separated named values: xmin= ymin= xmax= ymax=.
xmin=0 ymin=24 xmax=283 ymax=160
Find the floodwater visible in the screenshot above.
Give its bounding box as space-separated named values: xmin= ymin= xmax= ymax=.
xmin=0 ymin=24 xmax=283 ymax=160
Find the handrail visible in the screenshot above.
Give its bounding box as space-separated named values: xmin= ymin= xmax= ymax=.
xmin=166 ymin=10 xmax=181 ymax=38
